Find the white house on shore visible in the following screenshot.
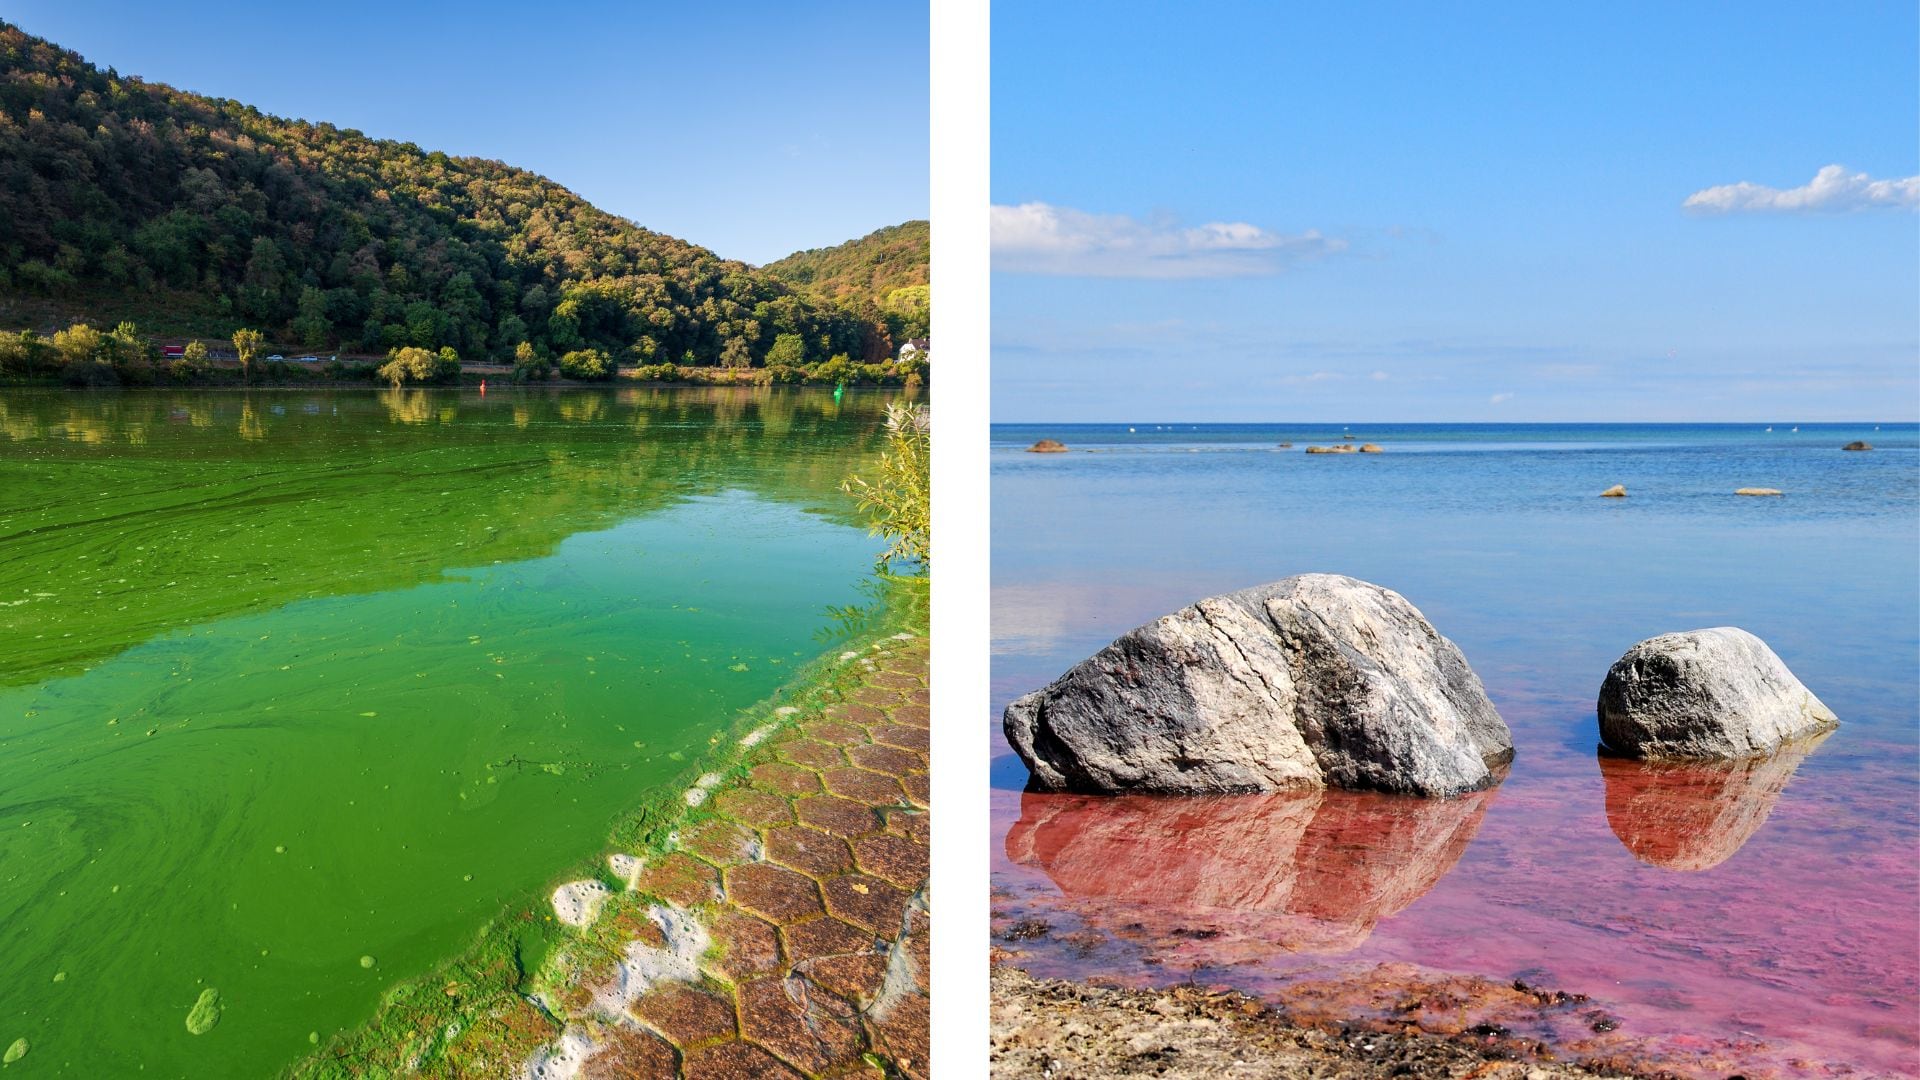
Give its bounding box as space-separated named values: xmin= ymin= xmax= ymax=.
xmin=898 ymin=337 xmax=929 ymax=362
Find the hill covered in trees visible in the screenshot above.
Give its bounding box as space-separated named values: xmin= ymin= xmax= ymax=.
xmin=762 ymin=220 xmax=930 ymax=343
xmin=0 ymin=21 xmax=924 ymax=370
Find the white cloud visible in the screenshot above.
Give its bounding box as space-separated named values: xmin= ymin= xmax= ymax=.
xmin=1369 ymin=370 xmax=1390 ymax=381
xmin=1489 ymin=392 xmax=1515 ymax=404
xmin=1683 ymin=165 xmax=1920 ymax=214
xmin=992 ymin=202 xmax=1345 ymax=278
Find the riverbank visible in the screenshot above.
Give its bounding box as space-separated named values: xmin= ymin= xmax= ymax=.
xmin=991 ymin=965 xmax=1654 ymax=1080
xmin=290 ymin=609 xmax=929 ymax=1078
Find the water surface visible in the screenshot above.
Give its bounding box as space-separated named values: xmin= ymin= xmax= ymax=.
xmin=992 ymin=422 xmax=1919 ymax=1077
xmin=0 ymin=387 xmax=898 ymax=1076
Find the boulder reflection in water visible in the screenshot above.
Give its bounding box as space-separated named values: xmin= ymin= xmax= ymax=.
xmin=1005 ymin=783 xmax=1498 ymax=960
xmin=1598 ymin=731 xmax=1829 ymax=871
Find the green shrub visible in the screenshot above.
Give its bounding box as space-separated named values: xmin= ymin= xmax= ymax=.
xmin=558 ymin=348 xmax=612 ymax=380
xmin=377 ymin=345 xmax=460 ymax=387
xmin=841 ymin=402 xmax=930 ymax=570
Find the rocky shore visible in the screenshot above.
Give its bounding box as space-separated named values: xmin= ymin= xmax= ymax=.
xmin=991 ymin=966 xmax=1645 ymax=1080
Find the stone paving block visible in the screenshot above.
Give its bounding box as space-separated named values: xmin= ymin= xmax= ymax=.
xmin=870 ymin=670 xmax=921 ymax=691
xmin=798 ymin=947 xmax=889 ymax=1007
xmin=737 ymin=976 xmax=864 ymax=1075
xmin=777 ymin=739 xmax=845 ymax=770
xmin=794 ymin=795 xmax=881 ymax=838
xmin=850 ymin=833 xmax=928 ymax=890
xmin=880 ymin=807 xmax=929 ymax=847
xmin=870 ymin=724 xmax=929 ymax=755
xmin=800 ymin=721 xmax=867 ymax=747
xmin=632 ymin=984 xmax=736 ymax=1048
xmin=823 ymin=701 xmax=887 ymax=727
xmin=749 ymin=761 xmax=821 ymax=797
xmin=579 ymin=1024 xmax=678 ymax=1079
xmin=819 ymin=766 xmax=905 ymax=806
xmin=866 ymin=989 xmax=931 ymax=1080
xmin=782 ymin=916 xmax=879 ymax=970
xmin=821 ymin=873 xmax=913 ymax=937
xmin=763 ymin=826 xmax=854 ymax=877
xmin=713 ymin=788 xmax=795 ymax=829
xmin=907 ymin=907 xmax=930 ymax=995
xmin=892 ymin=703 xmax=930 ymax=727
xmin=633 ymin=852 xmax=721 ymax=907
xmin=846 ymin=742 xmax=923 ymax=778
xmin=848 ymin=686 xmax=901 ymax=709
xmin=678 ymin=818 xmax=758 ymax=867
xmin=681 ymin=1040 xmax=805 ymax=1080
xmin=704 ymin=909 xmax=783 ymax=983
xmin=724 ymin=863 xmax=825 ymax=925
xmin=901 ymin=771 xmax=929 ymax=809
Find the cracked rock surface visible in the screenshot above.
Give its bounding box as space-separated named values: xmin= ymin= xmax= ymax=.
xmin=1597 ymin=627 xmax=1837 ymax=759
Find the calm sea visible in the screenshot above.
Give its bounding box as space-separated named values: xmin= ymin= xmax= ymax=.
xmin=991 ymin=421 xmax=1919 ymax=1077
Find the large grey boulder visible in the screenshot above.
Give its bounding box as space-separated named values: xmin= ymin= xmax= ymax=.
xmin=1003 ymin=574 xmax=1513 ymax=797
xmin=1597 ymin=628 xmax=1837 ymax=759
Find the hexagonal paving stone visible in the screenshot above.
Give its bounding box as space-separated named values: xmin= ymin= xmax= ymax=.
xmin=869 ymin=670 xmax=921 ymax=691
xmin=891 ymin=703 xmax=930 ymax=727
xmin=632 ymin=984 xmax=736 ymax=1048
xmin=901 ymin=772 xmax=929 ymax=809
xmin=823 ymin=701 xmax=887 ymax=727
xmin=704 ymin=909 xmax=783 ymax=982
xmin=851 ymin=833 xmax=928 ymax=889
xmin=906 ymin=906 xmax=930 ymax=995
xmin=681 ymin=1040 xmax=805 ymax=1080
xmin=723 ymin=863 xmax=825 ymax=925
xmin=736 ymin=975 xmax=864 ymax=1074
xmin=712 ymin=788 xmax=794 ymax=829
xmin=763 ymin=826 xmax=853 ymax=877
xmin=820 ymin=766 xmax=906 ymax=806
xmin=848 ymin=685 xmax=901 ymax=709
xmin=748 ymin=761 xmax=820 ymax=797
xmin=794 ymin=795 xmax=880 ymax=838
xmin=776 ymin=738 xmax=845 ymax=770
xmin=678 ymin=818 xmax=758 ymax=867
xmin=866 ymin=988 xmax=931 ymax=1080
xmin=800 ymin=721 xmax=867 ymax=747
xmin=822 ymin=873 xmax=913 ymax=937
xmin=633 ymin=852 xmax=721 ymax=907
xmin=796 ymin=946 xmax=889 ymax=1007
xmin=783 ymin=916 xmax=878 ymax=969
xmin=580 ymin=1024 xmax=678 ymax=1079
xmin=881 ymin=807 xmax=930 ymax=847
xmin=847 ymin=742 xmax=923 ymax=778
xmin=870 ymin=724 xmax=929 ymax=754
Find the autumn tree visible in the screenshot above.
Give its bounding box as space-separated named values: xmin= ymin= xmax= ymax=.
xmin=231 ymin=328 xmax=265 ymax=381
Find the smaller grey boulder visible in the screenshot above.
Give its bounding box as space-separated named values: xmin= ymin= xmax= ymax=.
xmin=1599 ymin=484 xmax=1626 ymax=498
xmin=1842 ymin=441 xmax=1872 ymax=451
xmin=1597 ymin=628 xmax=1837 ymax=759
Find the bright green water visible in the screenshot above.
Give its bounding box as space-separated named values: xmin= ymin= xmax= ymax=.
xmin=0 ymin=387 xmax=898 ymax=1076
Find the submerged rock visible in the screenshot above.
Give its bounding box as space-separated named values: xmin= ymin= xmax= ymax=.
xmin=1597 ymin=628 xmax=1838 ymax=759
xmin=1842 ymin=441 xmax=1872 ymax=451
xmin=1027 ymin=439 xmax=1068 ymax=453
xmin=1600 ymin=484 xmax=1627 ymax=498
xmin=1359 ymin=443 xmax=1384 ymax=453
xmin=1304 ymin=444 xmax=1357 ymax=454
xmin=1735 ymin=487 xmax=1783 ymax=496
xmin=1599 ymin=731 xmax=1828 ymax=870
xmin=185 ymin=988 xmax=221 ymax=1035
xmin=1003 ymin=574 xmax=1514 ymax=797
xmin=4 ymin=1038 xmax=26 ymax=1064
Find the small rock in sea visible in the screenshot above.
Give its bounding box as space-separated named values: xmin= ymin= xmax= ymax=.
xmin=1842 ymin=441 xmax=1872 ymax=451
xmin=1305 ymin=444 xmax=1357 ymax=454
xmin=1359 ymin=443 xmax=1383 ymax=453
xmin=1027 ymin=439 xmax=1069 ymax=453
xmin=359 ymin=955 xmax=377 ymax=969
xmin=1600 ymin=484 xmax=1627 ymax=497
xmin=1003 ymin=574 xmax=1513 ymax=797
xmin=1277 ymin=442 xmax=1293 ymax=448
xmin=1597 ymin=627 xmax=1838 ymax=759
xmin=185 ymin=988 xmax=221 ymax=1035
xmin=1735 ymin=487 xmax=1783 ymax=496
xmin=4 ymin=1037 xmax=26 ymax=1064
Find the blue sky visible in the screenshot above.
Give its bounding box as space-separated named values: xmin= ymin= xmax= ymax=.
xmin=992 ymin=2 xmax=1919 ymax=422
xmin=8 ymin=0 xmax=927 ymax=266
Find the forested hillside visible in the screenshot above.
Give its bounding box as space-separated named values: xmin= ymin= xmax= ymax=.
xmin=762 ymin=220 xmax=930 ymax=343
xmin=0 ymin=22 xmax=918 ymax=367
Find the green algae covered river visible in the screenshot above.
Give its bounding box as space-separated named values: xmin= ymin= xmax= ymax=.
xmin=0 ymin=386 xmax=906 ymax=1076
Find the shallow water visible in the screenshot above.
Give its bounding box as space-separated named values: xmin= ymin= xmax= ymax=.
xmin=991 ymin=422 xmax=1920 ymax=1077
xmin=0 ymin=387 xmax=899 ymax=1076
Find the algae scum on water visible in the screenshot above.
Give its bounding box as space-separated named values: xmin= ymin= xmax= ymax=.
xmin=0 ymin=387 xmax=904 ymax=1076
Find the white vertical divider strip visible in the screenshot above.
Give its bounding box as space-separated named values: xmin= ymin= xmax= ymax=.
xmin=928 ymin=0 xmax=990 ymax=1075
